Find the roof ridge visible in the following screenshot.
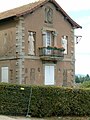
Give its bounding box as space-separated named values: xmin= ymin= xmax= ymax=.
xmin=0 ymin=0 xmax=82 ymax=28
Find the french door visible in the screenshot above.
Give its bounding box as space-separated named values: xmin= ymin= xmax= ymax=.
xmin=43 ymin=31 xmax=51 ymax=55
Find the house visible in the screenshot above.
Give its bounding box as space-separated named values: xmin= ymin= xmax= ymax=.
xmin=0 ymin=0 xmax=82 ymax=86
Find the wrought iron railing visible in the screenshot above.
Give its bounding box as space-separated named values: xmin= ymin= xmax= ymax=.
xmin=39 ymin=46 xmax=65 ymax=58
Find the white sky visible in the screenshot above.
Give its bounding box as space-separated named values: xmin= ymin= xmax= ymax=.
xmin=0 ymin=0 xmax=90 ymax=75
xmin=0 ymin=0 xmax=90 ymax=12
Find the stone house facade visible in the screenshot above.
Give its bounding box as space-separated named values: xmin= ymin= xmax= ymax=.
xmin=0 ymin=0 xmax=82 ymax=86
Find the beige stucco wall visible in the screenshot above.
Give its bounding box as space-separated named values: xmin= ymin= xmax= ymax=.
xmin=23 ymin=2 xmax=75 ymax=86
xmin=24 ymin=2 xmax=74 ymax=57
xmin=0 ymin=2 xmax=75 ymax=86
xmin=0 ymin=19 xmax=17 ymax=83
xmin=0 ymin=20 xmax=16 ymax=57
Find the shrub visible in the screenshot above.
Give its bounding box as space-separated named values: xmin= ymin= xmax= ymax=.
xmin=0 ymin=83 xmax=90 ymax=117
xmin=80 ymin=81 xmax=90 ymax=88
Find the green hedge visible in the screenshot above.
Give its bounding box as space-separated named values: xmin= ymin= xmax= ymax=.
xmin=0 ymin=83 xmax=90 ymax=117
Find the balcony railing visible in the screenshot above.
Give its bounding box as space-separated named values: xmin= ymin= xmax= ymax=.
xmin=39 ymin=46 xmax=65 ymax=61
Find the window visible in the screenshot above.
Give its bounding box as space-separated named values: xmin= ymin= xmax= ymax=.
xmin=46 ymin=31 xmax=51 ymax=47
xmin=28 ymin=31 xmax=36 ymax=55
xmin=43 ymin=31 xmax=52 ymax=47
xmin=1 ymin=67 xmax=9 ymax=83
xmin=43 ymin=31 xmax=52 ymax=55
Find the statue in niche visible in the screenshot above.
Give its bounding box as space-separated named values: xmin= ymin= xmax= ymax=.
xmin=61 ymin=36 xmax=68 ymax=54
xmin=28 ymin=32 xmax=35 ymax=55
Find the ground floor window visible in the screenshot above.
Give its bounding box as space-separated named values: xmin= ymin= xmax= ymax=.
xmin=1 ymin=67 xmax=9 ymax=83
xmin=45 ymin=65 xmax=54 ymax=85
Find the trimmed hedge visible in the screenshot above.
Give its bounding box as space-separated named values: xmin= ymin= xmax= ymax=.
xmin=0 ymin=83 xmax=90 ymax=117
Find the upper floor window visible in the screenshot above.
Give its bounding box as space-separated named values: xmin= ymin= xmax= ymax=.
xmin=28 ymin=31 xmax=36 ymax=55
xmin=42 ymin=30 xmax=58 ymax=47
xmin=61 ymin=35 xmax=68 ymax=54
xmin=45 ymin=31 xmax=51 ymax=47
xmin=42 ymin=31 xmax=52 ymax=55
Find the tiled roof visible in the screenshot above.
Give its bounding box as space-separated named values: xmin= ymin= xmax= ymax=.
xmin=0 ymin=0 xmax=82 ymax=28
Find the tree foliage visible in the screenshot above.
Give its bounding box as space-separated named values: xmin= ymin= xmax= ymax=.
xmin=80 ymin=81 xmax=90 ymax=88
xmin=75 ymin=74 xmax=90 ymax=83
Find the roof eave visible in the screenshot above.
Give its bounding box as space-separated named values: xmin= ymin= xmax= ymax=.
xmin=50 ymin=0 xmax=82 ymax=29
xmin=0 ymin=0 xmax=82 ymax=29
xmin=68 ymin=19 xmax=82 ymax=29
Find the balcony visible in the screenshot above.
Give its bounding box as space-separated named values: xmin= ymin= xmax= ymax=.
xmin=39 ymin=46 xmax=65 ymax=61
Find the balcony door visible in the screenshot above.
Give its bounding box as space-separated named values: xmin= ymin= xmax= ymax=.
xmin=45 ymin=65 xmax=54 ymax=85
xmin=43 ymin=31 xmax=51 ymax=55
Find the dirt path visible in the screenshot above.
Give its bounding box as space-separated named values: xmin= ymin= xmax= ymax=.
xmin=0 ymin=115 xmax=17 ymax=120
xmin=0 ymin=115 xmax=90 ymax=120
xmin=0 ymin=115 xmax=44 ymax=120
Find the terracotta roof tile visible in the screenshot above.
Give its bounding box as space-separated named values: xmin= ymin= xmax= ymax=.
xmin=0 ymin=0 xmax=82 ymax=28
xmin=0 ymin=0 xmax=46 ymax=20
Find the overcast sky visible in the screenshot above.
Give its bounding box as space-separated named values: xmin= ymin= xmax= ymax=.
xmin=0 ymin=0 xmax=90 ymax=75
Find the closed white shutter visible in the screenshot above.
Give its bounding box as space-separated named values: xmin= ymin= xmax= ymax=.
xmin=1 ymin=67 xmax=9 ymax=83
xmin=45 ymin=65 xmax=54 ymax=85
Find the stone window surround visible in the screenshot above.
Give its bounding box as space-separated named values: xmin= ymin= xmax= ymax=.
xmin=41 ymin=27 xmax=58 ymax=47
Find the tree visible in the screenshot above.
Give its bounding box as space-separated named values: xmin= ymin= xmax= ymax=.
xmin=75 ymin=75 xmax=80 ymax=83
xmin=75 ymin=74 xmax=90 ymax=83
